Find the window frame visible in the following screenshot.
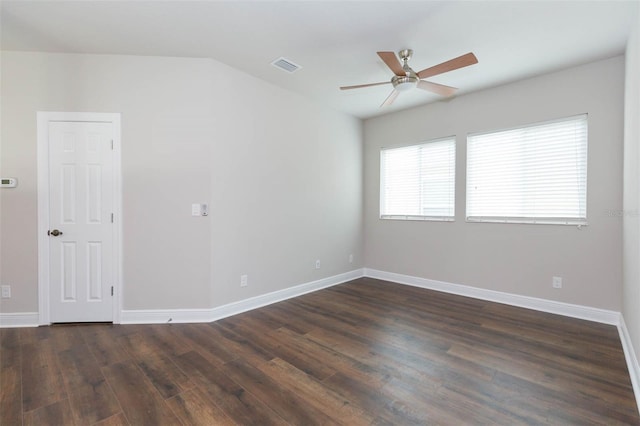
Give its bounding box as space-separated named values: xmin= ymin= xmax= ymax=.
xmin=379 ymin=136 xmax=456 ymax=222
xmin=465 ymin=114 xmax=588 ymax=226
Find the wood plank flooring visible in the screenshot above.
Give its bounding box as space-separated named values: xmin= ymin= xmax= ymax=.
xmin=1 ymin=277 xmax=639 ymax=425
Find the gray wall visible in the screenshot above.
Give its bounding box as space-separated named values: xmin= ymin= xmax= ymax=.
xmin=0 ymin=51 xmax=363 ymax=313
xmin=364 ymin=56 xmax=625 ymax=311
xmin=623 ymin=15 xmax=640 ymax=366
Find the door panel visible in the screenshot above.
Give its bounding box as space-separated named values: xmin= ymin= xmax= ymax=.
xmin=87 ymin=242 xmax=103 ymax=300
xmin=49 ymin=121 xmax=114 ymax=322
xmin=62 ymin=242 xmax=77 ymax=301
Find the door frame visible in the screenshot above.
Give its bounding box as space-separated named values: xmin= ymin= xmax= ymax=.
xmin=37 ymin=112 xmax=123 ymax=325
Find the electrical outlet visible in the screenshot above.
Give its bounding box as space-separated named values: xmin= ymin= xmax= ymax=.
xmin=349 ymin=254 xmax=354 ymax=264
xmin=240 ymin=275 xmax=248 ymax=287
xmin=552 ymin=276 xmax=562 ymax=289
xmin=1 ymin=285 xmax=11 ymax=298
xmin=315 ymin=260 xmax=321 ymax=269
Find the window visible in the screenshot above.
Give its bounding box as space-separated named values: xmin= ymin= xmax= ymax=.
xmin=380 ymin=137 xmax=456 ymax=221
xmin=466 ymin=114 xmax=588 ymax=225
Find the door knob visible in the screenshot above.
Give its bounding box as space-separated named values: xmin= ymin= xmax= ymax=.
xmin=48 ymin=229 xmax=63 ymax=236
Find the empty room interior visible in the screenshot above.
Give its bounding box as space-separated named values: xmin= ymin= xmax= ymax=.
xmin=1 ymin=0 xmax=640 ymax=424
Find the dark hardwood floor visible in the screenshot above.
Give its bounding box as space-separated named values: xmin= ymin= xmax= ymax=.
xmin=1 ymin=277 xmax=639 ymax=425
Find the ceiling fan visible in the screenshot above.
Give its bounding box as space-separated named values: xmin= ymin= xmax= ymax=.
xmin=340 ymin=49 xmax=478 ymax=107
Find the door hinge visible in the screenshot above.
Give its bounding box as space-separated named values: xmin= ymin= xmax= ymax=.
xmin=111 ymin=213 xmax=114 ymax=223
xmin=111 ymin=286 xmax=114 ymax=296
xmin=111 ymin=140 xmax=114 ymax=150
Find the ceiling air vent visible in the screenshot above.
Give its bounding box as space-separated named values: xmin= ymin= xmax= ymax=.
xmin=271 ymin=57 xmax=302 ymax=73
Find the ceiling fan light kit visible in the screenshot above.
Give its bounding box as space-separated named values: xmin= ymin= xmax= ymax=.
xmin=340 ymin=49 xmax=478 ymax=107
xmin=392 ymin=75 xmax=419 ymax=91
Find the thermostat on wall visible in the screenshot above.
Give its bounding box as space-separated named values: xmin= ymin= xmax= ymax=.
xmin=1 ymin=178 xmax=17 ymax=188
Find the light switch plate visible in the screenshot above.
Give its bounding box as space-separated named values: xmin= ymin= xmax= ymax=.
xmin=191 ymin=203 xmax=201 ymax=216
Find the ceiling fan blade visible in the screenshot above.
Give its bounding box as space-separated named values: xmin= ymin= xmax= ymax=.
xmin=417 ymin=52 xmax=478 ymax=79
xmin=380 ymin=90 xmax=399 ymax=107
xmin=340 ymin=81 xmax=390 ymax=90
xmin=417 ymin=80 xmax=458 ymax=97
xmin=377 ymin=52 xmax=405 ymax=76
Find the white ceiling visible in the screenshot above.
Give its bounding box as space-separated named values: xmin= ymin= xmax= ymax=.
xmin=1 ymin=1 xmax=638 ymax=119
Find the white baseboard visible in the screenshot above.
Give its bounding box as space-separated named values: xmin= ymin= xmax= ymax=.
xmin=0 ymin=312 xmax=40 ymax=328
xmin=120 ymin=268 xmax=364 ymax=324
xmin=619 ymin=315 xmax=640 ymax=414
xmin=3 ymin=269 xmax=619 ymax=327
xmin=363 ymin=268 xmax=621 ymax=325
xmin=205 ymin=268 xmax=364 ymax=322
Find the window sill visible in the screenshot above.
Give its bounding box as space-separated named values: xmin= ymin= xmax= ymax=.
xmin=380 ymin=215 xmax=455 ymax=222
xmin=466 ymin=217 xmax=588 ymax=226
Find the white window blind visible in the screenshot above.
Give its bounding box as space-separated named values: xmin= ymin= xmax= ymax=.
xmin=380 ymin=137 xmax=456 ymax=221
xmin=466 ymin=114 xmax=588 ymax=225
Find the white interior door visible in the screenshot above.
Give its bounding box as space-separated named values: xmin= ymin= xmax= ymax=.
xmin=48 ymin=121 xmax=115 ymax=322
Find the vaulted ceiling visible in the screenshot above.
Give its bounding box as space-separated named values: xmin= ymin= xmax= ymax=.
xmin=2 ymin=1 xmax=638 ymax=119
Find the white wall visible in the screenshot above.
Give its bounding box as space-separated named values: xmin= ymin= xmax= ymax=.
xmin=0 ymin=49 xmax=629 ymax=319
xmin=207 ymin=64 xmax=363 ymax=307
xmin=0 ymin=51 xmax=362 ymax=313
xmin=623 ymin=14 xmax=640 ymax=365
xmin=364 ymin=56 xmax=625 ymax=310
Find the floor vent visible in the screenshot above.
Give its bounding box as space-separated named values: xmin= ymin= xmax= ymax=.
xmin=271 ymin=57 xmax=302 ymax=73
